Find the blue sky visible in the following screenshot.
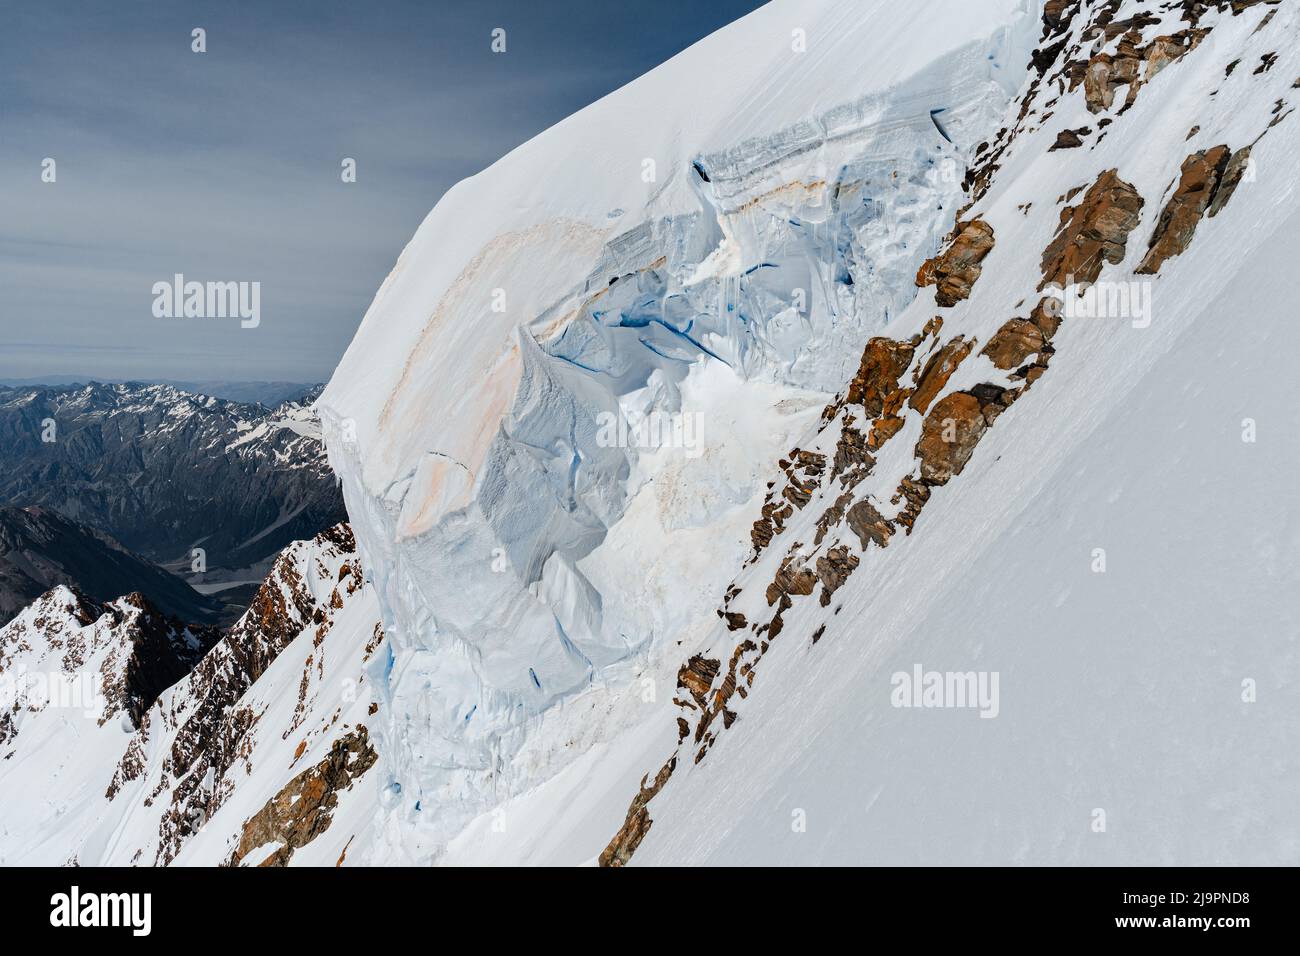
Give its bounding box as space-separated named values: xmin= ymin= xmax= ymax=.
xmin=0 ymin=0 xmax=765 ymax=384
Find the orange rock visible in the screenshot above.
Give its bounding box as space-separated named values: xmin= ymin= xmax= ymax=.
xmin=867 ymin=415 xmax=905 ymax=451
xmin=982 ymin=319 xmax=1044 ymax=370
xmin=910 ymin=336 xmax=973 ymax=414
xmin=1137 ymin=145 xmax=1232 ymax=274
xmin=1040 ymin=169 xmax=1144 ymax=288
xmin=917 ymin=219 xmax=996 ymax=307
xmin=846 ymin=337 xmax=915 ymax=417
xmin=1028 ymin=297 xmax=1062 ymax=340
xmin=915 ymin=392 xmax=988 ymax=485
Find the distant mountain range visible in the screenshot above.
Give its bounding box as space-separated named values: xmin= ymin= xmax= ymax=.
xmin=0 ymin=378 xmax=318 ymax=408
xmin=0 ymin=382 xmax=346 ymax=582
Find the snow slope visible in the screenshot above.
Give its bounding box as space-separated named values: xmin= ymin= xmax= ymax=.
xmin=0 ymin=525 xmax=384 ymax=866
xmin=617 ymin=0 xmax=1300 ymax=865
xmin=318 ymin=0 xmax=1042 ymax=860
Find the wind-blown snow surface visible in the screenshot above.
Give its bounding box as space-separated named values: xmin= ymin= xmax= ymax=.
xmin=318 ymin=0 xmax=1041 ymax=859
xmin=322 ymin=0 xmax=1298 ymax=866
xmin=566 ymin=0 xmax=1300 ymax=866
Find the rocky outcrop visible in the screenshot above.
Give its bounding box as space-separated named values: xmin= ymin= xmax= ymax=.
xmin=141 ymin=523 xmax=365 ymax=863
xmin=1144 ymin=34 xmax=1191 ymax=81
xmin=749 ymin=451 xmax=828 ymax=557
xmin=227 ymin=725 xmax=377 ymax=867
xmin=916 ymin=220 xmax=996 ymax=307
xmin=846 ymin=499 xmax=894 ymax=550
xmin=982 ymin=319 xmax=1045 ymax=370
xmin=830 ymin=425 xmax=874 ymax=486
xmin=5 ymin=518 xmax=385 ymax=865
xmin=0 ymin=586 xmax=218 ymax=748
xmin=1207 ymin=147 xmax=1253 ymax=216
xmin=1050 ymin=127 xmax=1089 ymax=150
xmin=846 ymin=338 xmax=915 ymax=417
xmin=599 ymin=757 xmax=676 ymax=868
xmin=910 ymin=337 xmax=973 ymax=415
xmin=915 ymin=392 xmax=989 ymax=485
xmin=1137 ymin=145 xmax=1247 ymax=274
xmin=677 ymin=655 xmax=720 ymax=710
xmin=1083 ymin=52 xmax=1124 ymax=113
xmin=1040 ymin=169 xmax=1144 ymax=287
xmin=99 ymin=593 xmax=221 ymax=728
xmin=1080 ymin=22 xmax=1205 ymax=114
xmin=766 ymin=559 xmax=817 ymax=605
xmin=815 ymin=546 xmax=858 ymax=606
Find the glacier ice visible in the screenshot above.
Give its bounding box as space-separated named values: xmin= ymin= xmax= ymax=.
xmin=316 ymin=0 xmax=1040 ymax=857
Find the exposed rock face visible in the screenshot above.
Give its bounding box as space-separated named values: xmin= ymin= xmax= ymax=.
xmin=1208 ymin=147 xmax=1253 ymax=216
xmin=916 ymin=392 xmax=989 ymax=486
xmin=916 ymin=220 xmax=996 ymax=307
xmin=677 ymin=655 xmax=720 ymax=710
xmin=1081 ymin=23 xmax=1204 ymax=113
xmin=767 ymin=559 xmax=817 ymax=605
xmin=1084 ymin=52 xmax=1121 ymax=112
xmin=750 ymin=450 xmax=831 ymax=557
xmin=1050 ymin=127 xmax=1088 ymax=150
xmin=815 ymin=546 xmax=859 ymax=606
xmin=910 ymin=337 xmax=973 ymax=414
xmin=1137 ymin=145 xmax=1245 ymax=273
xmin=102 ymin=593 xmax=221 ymax=728
xmin=1041 ymin=169 xmax=1145 ymax=287
xmin=1027 ymin=298 xmax=1063 ymax=340
xmin=1042 ymin=0 xmax=1074 ymax=35
xmin=846 ymin=499 xmax=894 ymax=550
xmin=1145 ymin=34 xmax=1189 ymax=80
xmin=831 ymin=425 xmax=874 ymax=483
xmin=846 ymin=338 xmax=915 ymax=417
xmin=982 ymin=319 xmax=1045 ymax=370
xmin=84 ymin=522 xmax=372 ymax=865
xmin=599 ymin=758 xmax=676 ymax=868
xmin=227 ymin=725 xmax=377 ymax=867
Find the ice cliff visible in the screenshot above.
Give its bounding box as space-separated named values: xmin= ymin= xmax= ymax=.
xmin=317 ymin=0 xmax=1041 ymax=858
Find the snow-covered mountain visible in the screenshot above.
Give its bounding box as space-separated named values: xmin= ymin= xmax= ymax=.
xmin=0 ymin=524 xmax=383 ymax=866
xmin=2 ymin=0 xmax=1295 ymax=868
xmin=314 ymin=0 xmax=1298 ymax=865
xmin=0 ymin=382 xmax=345 ymax=584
